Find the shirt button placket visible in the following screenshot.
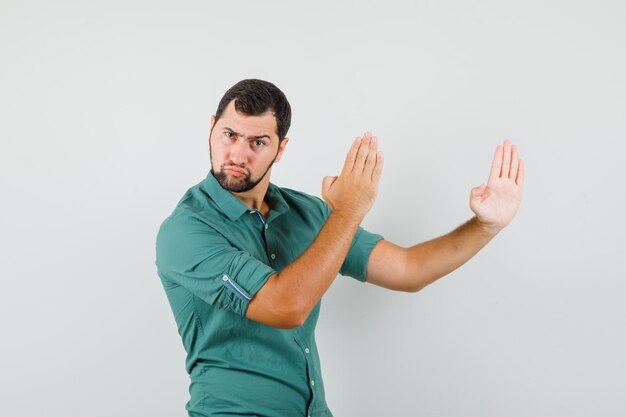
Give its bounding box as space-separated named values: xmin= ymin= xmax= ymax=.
xmin=302 ymin=344 xmax=315 ymax=417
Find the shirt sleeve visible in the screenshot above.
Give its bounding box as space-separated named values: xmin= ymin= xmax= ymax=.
xmin=339 ymin=226 xmax=384 ymax=282
xmin=317 ymin=198 xmax=384 ymax=282
xmin=155 ymin=211 xmax=277 ymax=317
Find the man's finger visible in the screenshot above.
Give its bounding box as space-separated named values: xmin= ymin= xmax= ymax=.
xmin=488 ymin=145 xmax=503 ymax=182
xmin=363 ymin=136 xmax=379 ymax=175
xmin=471 ymin=183 xmax=487 ymax=198
xmin=353 ymin=134 xmax=372 ymax=173
xmin=509 ymin=144 xmax=519 ymax=180
xmin=501 ymin=140 xmax=512 ymax=179
xmin=341 ymin=137 xmax=362 ymax=176
xmin=322 ymin=175 xmax=338 ymax=191
xmin=516 ymin=158 xmax=525 ymax=187
xmin=371 ymin=151 xmax=384 ymax=182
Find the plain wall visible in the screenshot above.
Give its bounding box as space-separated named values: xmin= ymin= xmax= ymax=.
xmin=1 ymin=1 xmax=625 ymax=416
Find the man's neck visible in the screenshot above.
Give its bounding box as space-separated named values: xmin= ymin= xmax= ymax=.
xmin=231 ymin=179 xmax=271 ymax=217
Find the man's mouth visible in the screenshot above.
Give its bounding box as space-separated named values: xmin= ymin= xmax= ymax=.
xmin=224 ymin=166 xmax=247 ymax=177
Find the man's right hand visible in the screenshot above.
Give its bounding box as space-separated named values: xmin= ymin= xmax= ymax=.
xmin=248 ymin=132 xmax=384 ymax=329
xmin=322 ymin=132 xmax=384 ymax=220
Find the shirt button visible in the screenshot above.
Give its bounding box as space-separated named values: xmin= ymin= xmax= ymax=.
xmin=310 ymin=380 xmax=315 ymax=387
xmin=265 ymin=224 xmax=268 ymax=230
xmin=305 ymin=348 xmax=310 ymax=354
xmin=270 ymin=253 xmax=276 ymax=260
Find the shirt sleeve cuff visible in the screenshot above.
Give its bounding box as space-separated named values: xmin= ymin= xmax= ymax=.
xmin=340 ymin=229 xmax=384 ymax=282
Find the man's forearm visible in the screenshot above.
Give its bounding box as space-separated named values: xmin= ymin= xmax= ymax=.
xmin=274 ymin=210 xmax=362 ymax=322
xmin=246 ymin=209 xmax=362 ymax=328
xmin=367 ymin=140 xmax=523 ymax=293
xmin=246 ymin=134 xmax=383 ymax=328
xmin=404 ymin=216 xmax=498 ymax=292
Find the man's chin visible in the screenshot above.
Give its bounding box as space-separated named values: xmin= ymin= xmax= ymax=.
xmin=224 ymin=181 xmax=251 ymax=193
xmin=215 ymin=172 xmax=256 ymax=193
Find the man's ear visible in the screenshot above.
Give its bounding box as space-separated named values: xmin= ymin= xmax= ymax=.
xmin=209 ymin=115 xmax=216 ymax=142
xmin=274 ymin=137 xmax=289 ymax=163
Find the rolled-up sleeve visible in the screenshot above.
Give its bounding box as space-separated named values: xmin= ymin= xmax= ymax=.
xmin=317 ymin=198 xmax=383 ymax=282
xmin=156 ymin=212 xmax=277 ymax=317
xmin=339 ymin=227 xmax=384 ymax=282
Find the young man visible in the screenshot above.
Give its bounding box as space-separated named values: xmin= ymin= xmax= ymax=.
xmin=155 ymin=79 xmax=524 ymax=417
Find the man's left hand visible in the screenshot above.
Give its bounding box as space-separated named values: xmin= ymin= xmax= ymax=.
xmin=470 ymin=139 xmax=525 ymax=234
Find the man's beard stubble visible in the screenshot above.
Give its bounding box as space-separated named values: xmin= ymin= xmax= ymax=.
xmin=210 ymin=143 xmax=279 ymax=193
xmin=212 ymin=163 xmax=271 ymax=193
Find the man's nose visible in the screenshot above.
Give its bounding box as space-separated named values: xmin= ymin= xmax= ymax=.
xmin=229 ymin=139 xmax=249 ymax=164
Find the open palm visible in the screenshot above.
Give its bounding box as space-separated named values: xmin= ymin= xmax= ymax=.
xmin=470 ymin=140 xmax=525 ymax=233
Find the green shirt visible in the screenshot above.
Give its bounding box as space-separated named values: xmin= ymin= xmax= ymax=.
xmin=156 ymin=172 xmax=383 ymax=417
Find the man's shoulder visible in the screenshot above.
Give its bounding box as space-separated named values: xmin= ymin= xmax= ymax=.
xmin=157 ymin=180 xmax=220 ymax=235
xmin=273 ymin=185 xmax=330 ymax=215
xmin=276 ymin=185 xmax=318 ymax=203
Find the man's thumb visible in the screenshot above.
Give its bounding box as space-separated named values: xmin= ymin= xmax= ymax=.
xmin=322 ymin=176 xmax=338 ymax=191
xmin=471 ymin=183 xmax=487 ymax=196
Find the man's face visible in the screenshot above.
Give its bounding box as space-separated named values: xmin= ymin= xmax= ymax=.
xmin=209 ymin=100 xmax=288 ymax=193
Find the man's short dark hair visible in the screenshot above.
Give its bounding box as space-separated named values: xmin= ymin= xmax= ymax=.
xmin=214 ymin=79 xmax=292 ymax=141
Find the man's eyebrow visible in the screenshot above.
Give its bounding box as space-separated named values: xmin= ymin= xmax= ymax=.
xmin=251 ymin=134 xmax=271 ymax=140
xmin=223 ymin=127 xmax=240 ymax=136
xmin=223 ymin=127 xmax=271 ymax=140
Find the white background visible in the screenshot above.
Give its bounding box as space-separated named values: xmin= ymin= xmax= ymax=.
xmin=2 ymin=1 xmax=625 ymax=416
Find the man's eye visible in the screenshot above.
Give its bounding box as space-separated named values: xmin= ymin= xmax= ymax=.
xmin=253 ymin=140 xmax=265 ymax=147
xmin=225 ymin=131 xmax=234 ymax=138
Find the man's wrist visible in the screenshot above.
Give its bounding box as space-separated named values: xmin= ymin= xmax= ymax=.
xmin=329 ymin=207 xmax=365 ymax=228
xmin=470 ymin=216 xmax=502 ymax=237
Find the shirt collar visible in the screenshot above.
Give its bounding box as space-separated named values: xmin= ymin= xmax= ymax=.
xmin=203 ymin=171 xmax=289 ymax=222
xmin=265 ymin=182 xmax=289 ymax=222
